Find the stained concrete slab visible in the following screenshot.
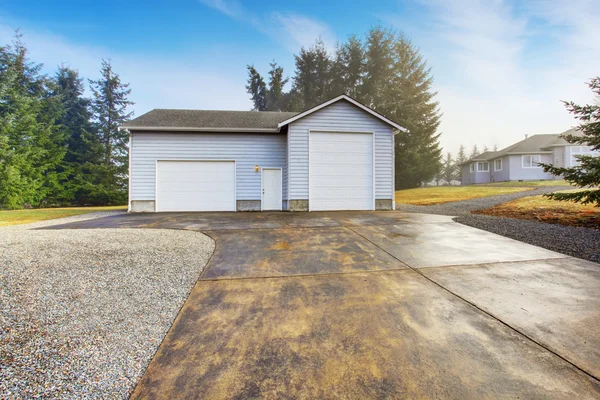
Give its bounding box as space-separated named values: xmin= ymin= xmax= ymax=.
xmin=43 ymin=210 xmax=453 ymax=231
xmin=131 ymin=270 xmax=600 ymax=399
xmin=422 ymin=257 xmax=600 ymax=378
xmin=349 ymin=222 xmax=566 ymax=268
xmin=201 ymin=227 xmax=406 ymax=280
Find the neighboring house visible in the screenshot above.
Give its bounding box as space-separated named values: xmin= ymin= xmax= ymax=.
xmin=122 ymin=94 xmax=406 ymax=212
xmin=459 ymin=129 xmax=599 ymax=184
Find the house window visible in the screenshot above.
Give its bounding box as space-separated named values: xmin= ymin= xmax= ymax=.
xmin=494 ymin=159 xmax=502 ymax=171
xmin=522 ymin=155 xmax=541 ymax=168
xmin=570 ymin=146 xmax=589 ymax=166
xmin=470 ymin=163 xmax=475 ymax=173
xmin=477 ymin=162 xmax=489 ymax=172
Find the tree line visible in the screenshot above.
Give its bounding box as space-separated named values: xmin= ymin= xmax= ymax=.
xmin=0 ymin=33 xmax=133 ymax=209
xmin=246 ymin=26 xmax=442 ymax=189
xmin=432 ymin=143 xmax=499 ymax=186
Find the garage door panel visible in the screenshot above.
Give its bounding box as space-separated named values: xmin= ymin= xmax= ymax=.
xmin=157 ymin=161 xmax=235 ymax=212
xmin=309 ymin=132 xmax=373 ymax=211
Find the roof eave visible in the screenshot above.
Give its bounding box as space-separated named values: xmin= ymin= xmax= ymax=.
xmin=277 ymin=94 xmax=408 ymax=132
xmin=119 ymin=126 xmax=282 ymax=133
xmin=506 ymin=151 xmax=553 ymax=155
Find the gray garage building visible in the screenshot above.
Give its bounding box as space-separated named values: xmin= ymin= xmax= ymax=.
xmin=123 ymin=94 xmax=405 ymax=212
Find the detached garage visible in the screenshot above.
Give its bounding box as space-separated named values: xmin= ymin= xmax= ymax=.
xmin=123 ymin=94 xmax=406 ymax=212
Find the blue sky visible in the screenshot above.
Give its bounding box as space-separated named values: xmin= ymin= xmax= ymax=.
xmin=1 ymin=0 xmax=598 ymax=154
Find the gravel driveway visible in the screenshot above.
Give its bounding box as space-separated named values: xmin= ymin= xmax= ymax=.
xmin=0 ymin=212 xmax=215 ymax=399
xmin=396 ymin=186 xmax=600 ymax=263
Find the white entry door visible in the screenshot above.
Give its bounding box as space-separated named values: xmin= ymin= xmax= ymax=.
xmin=309 ymin=131 xmax=374 ymax=211
xmin=156 ymin=160 xmax=236 ymax=212
xmin=262 ymin=168 xmax=282 ymax=210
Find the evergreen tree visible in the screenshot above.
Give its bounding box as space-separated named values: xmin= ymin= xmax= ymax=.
xmin=88 ymin=59 xmax=133 ymax=205
xmin=246 ymin=65 xmax=267 ymax=111
xmin=470 ymin=145 xmax=479 ymax=159
xmin=0 ymin=33 xmax=66 ymax=209
xmin=361 ymin=27 xmax=395 ymax=108
xmin=292 ymin=39 xmax=331 ymax=109
xmin=483 ymin=145 xmax=489 ymax=152
xmin=442 ymin=152 xmax=455 ymax=185
xmin=541 ymin=78 xmax=600 ymax=206
xmin=52 ymin=66 xmax=101 ymax=204
xmin=329 ymin=36 xmax=364 ymax=99
xmin=493 ymin=144 xmax=498 ymax=151
xmin=266 ymin=61 xmax=288 ymax=111
xmin=455 ymin=145 xmax=468 ymax=183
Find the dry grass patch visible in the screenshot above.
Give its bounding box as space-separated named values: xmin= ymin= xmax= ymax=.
xmin=474 ymin=191 xmax=599 ymax=229
xmin=0 ymin=205 xmax=127 ymax=226
xmin=395 ymin=186 xmax=532 ymax=206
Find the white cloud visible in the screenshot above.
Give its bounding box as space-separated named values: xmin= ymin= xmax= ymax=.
xmin=0 ymin=21 xmax=252 ymax=116
xmin=199 ymin=0 xmax=335 ymax=51
xmin=386 ymin=0 xmax=600 ymax=155
xmin=268 ymin=13 xmax=336 ymax=51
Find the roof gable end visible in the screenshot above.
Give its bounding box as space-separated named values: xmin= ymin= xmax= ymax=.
xmin=277 ymin=94 xmax=407 ymax=132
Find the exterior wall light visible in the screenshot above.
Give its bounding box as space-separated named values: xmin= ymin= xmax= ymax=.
xmin=255 ymin=165 xmax=260 ymax=172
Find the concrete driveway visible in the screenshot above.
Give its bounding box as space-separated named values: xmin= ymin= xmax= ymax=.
xmin=50 ymin=211 xmax=600 ymax=399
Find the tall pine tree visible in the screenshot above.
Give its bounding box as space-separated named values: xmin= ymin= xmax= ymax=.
xmin=52 ymin=66 xmax=102 ymax=204
xmin=87 ymin=59 xmax=133 ymax=205
xmin=0 ymin=33 xmax=66 ymax=209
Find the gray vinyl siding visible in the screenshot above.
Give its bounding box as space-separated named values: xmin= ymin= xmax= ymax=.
xmin=490 ymin=156 xmax=509 ymax=182
xmin=130 ymin=132 xmax=287 ymax=201
xmin=508 ymin=154 xmax=553 ymax=181
xmin=461 ymin=162 xmax=491 ymax=184
xmin=287 ymin=100 xmax=394 ymax=200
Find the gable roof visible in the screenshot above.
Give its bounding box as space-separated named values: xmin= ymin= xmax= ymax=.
xmin=122 ymin=109 xmax=298 ymax=132
xmin=277 ymin=94 xmax=407 ymax=132
xmin=122 ymin=94 xmax=406 ymax=133
xmin=459 ymin=130 xmax=579 ymax=166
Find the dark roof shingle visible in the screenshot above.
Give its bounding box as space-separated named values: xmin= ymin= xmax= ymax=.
xmin=123 ymin=109 xmax=299 ymax=131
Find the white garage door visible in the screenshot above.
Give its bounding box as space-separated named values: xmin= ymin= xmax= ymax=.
xmin=309 ymin=131 xmax=373 ymax=211
xmin=156 ymin=161 xmax=235 ymax=212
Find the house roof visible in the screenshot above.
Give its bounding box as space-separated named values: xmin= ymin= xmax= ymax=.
xmin=122 ymin=109 xmax=298 ymax=132
xmin=459 ymin=128 xmax=580 ymax=166
xmin=122 ymin=94 xmax=406 ymax=133
xmin=277 ymin=94 xmax=407 ymax=132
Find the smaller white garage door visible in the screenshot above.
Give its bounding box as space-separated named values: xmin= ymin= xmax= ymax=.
xmin=309 ymin=131 xmax=374 ymax=211
xmin=156 ymin=161 xmax=235 ymax=212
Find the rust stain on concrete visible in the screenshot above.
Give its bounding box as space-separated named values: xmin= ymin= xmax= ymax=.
xmin=131 ymin=271 xmax=600 ymax=399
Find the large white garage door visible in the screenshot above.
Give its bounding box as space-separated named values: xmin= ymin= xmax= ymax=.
xmin=156 ymin=161 xmax=235 ymax=212
xmin=309 ymin=131 xmax=373 ymax=211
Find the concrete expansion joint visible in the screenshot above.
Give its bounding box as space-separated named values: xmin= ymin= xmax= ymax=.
xmin=345 ymin=226 xmax=600 ymax=384
xmin=414 ymin=256 xmax=574 ymax=272
xmin=197 ymin=265 xmax=414 ymax=283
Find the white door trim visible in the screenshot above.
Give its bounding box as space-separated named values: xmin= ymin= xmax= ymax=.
xmin=261 ymin=167 xmax=283 ymax=211
xmin=155 ymin=159 xmax=236 ymax=212
xmin=308 ymin=130 xmax=375 ymax=211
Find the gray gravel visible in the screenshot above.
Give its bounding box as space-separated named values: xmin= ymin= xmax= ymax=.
xmin=395 ymin=186 xmax=572 ymax=216
xmin=456 ymin=214 xmax=600 ymax=263
xmin=0 ymin=212 xmax=215 ymax=399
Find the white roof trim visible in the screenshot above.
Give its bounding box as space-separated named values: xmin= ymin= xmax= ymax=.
xmin=277 ymin=94 xmax=408 ymax=132
xmin=119 ymin=126 xmax=281 ymax=133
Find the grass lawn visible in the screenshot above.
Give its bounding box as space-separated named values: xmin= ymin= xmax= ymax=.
xmin=0 ymin=205 xmax=127 ymax=227
xmin=478 ymin=180 xmax=571 ymax=187
xmin=474 ymin=190 xmax=599 ymax=229
xmin=395 ymin=186 xmax=532 ymax=205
